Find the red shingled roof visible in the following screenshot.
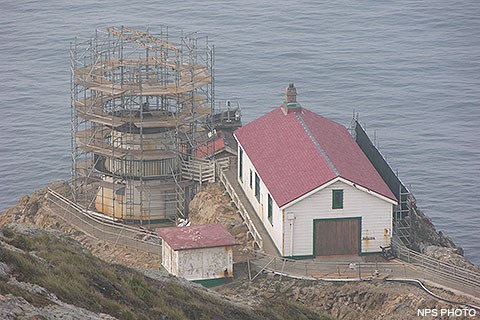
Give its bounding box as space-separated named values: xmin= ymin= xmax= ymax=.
xmin=234 ymin=106 xmax=396 ymax=207
xmin=156 ymin=224 xmax=237 ymax=251
xmin=195 ymin=131 xmax=226 ymax=158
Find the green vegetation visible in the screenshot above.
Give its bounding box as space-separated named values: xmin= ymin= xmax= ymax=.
xmin=0 ymin=226 xmax=331 ymax=320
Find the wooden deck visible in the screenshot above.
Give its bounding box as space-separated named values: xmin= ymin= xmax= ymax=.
xmin=75 ymin=59 xmax=211 ymax=97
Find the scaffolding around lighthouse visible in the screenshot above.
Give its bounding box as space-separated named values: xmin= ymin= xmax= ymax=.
xmin=70 ymin=26 xmax=225 ymax=224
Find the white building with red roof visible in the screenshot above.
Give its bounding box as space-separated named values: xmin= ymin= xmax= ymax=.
xmin=157 ymin=224 xmax=236 ymax=286
xmin=234 ymin=84 xmax=397 ymax=258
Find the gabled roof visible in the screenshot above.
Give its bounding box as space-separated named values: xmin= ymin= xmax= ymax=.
xmin=234 ymin=106 xmax=396 ymax=207
xmin=156 ymin=224 xmax=236 ymax=251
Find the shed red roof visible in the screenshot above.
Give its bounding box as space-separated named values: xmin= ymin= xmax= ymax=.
xmin=196 ymin=131 xmax=226 ymax=158
xmin=156 ymin=224 xmax=237 ymax=251
xmin=234 ymin=106 xmax=396 ymax=207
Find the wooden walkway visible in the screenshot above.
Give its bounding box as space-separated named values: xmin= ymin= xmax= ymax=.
xmin=221 ymin=168 xmax=280 ymax=256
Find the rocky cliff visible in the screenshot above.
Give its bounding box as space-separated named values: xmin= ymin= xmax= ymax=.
xmin=407 ymin=201 xmax=479 ymax=272
xmin=0 ymin=181 xmax=478 ymax=319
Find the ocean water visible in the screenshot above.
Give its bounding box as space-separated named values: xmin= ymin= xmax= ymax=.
xmin=0 ymin=0 xmax=478 ymax=263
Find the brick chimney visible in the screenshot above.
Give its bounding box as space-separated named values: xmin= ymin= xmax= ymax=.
xmin=281 ymin=83 xmax=302 ymax=114
xmin=286 ymin=83 xmax=297 ymax=103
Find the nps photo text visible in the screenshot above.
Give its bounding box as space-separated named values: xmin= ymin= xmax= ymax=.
xmin=417 ymin=308 xmax=477 ymax=317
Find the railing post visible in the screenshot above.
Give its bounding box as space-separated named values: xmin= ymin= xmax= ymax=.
xmin=212 ymin=161 xmax=216 ymax=182
xmin=422 ymin=255 xmax=425 ymax=279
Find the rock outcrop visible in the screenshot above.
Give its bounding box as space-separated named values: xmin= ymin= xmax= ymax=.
xmin=0 ymin=293 xmax=117 ymax=320
xmin=423 ymin=245 xmax=480 ymax=272
xmin=0 ymin=181 xmax=71 ymax=230
xmin=408 ymin=203 xmax=460 ymax=253
xmin=189 ymin=183 xmax=255 ymax=260
xmin=406 ymin=203 xmax=479 ymax=271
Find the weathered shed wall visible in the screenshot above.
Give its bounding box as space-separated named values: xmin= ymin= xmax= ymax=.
xmin=162 ymin=242 xmax=233 ymax=281
xmin=177 ymin=246 xmax=233 ymax=281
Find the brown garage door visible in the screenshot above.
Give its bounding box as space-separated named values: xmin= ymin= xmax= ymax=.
xmin=314 ymin=218 xmax=360 ymax=256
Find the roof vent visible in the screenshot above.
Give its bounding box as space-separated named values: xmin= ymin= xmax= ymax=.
xmin=282 ymin=83 xmax=302 ymax=114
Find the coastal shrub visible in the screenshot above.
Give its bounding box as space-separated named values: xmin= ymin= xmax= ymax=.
xmin=2 ymin=228 xmax=14 ymax=238
xmin=10 ymin=234 xmax=35 ymax=251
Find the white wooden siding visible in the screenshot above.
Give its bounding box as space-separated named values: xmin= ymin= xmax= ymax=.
xmin=284 ymin=180 xmax=393 ymax=256
xmin=238 ymin=143 xmax=284 ymax=253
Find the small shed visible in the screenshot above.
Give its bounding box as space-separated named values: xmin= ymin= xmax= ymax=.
xmin=156 ymin=224 xmax=236 ymax=286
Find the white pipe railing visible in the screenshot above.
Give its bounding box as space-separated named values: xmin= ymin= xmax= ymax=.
xmin=392 ymin=240 xmax=480 ymax=297
xmin=47 ymin=188 xmax=162 ymax=256
xmin=218 ymin=170 xmax=264 ymax=250
xmin=247 ymin=251 xmax=480 ymax=298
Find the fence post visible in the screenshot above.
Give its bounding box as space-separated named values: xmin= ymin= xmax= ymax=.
xmin=213 ymin=161 xmax=216 ymax=182
xmin=280 ymin=259 xmax=286 ymax=281
xmin=422 ymin=255 xmax=425 ymax=279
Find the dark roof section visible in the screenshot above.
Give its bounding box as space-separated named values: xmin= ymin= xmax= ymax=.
xmin=156 ymin=224 xmax=237 ymax=251
xmin=234 ymin=106 xmax=397 ymax=207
